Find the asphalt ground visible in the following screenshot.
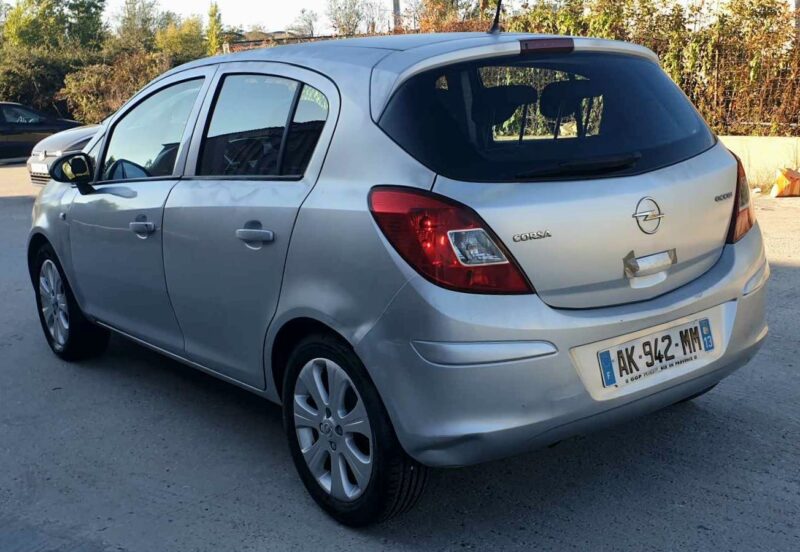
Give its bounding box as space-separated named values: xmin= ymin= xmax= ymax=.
xmin=1 ymin=165 xmax=798 ymax=551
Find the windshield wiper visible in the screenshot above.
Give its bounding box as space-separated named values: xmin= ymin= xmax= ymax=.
xmin=514 ymin=152 xmax=642 ymax=180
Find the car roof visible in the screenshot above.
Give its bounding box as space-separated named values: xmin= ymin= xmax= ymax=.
xmin=167 ymin=33 xmax=535 ymax=73
xmin=160 ymin=32 xmax=658 ymax=119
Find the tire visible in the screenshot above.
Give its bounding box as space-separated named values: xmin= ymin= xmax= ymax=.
xmin=32 ymin=243 xmax=110 ymax=361
xmin=282 ymin=334 xmax=428 ymax=526
xmin=676 ymin=384 xmax=717 ymax=404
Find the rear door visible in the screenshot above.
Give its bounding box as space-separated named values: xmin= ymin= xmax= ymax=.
xmin=380 ymin=51 xmax=736 ymax=308
xmin=162 ymin=63 xmax=337 ymax=387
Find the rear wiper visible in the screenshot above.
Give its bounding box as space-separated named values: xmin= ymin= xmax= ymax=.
xmin=514 ymin=152 xmax=642 ymax=180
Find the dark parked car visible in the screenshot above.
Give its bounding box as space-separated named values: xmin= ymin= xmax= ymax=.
xmin=27 ymin=124 xmax=99 ymax=186
xmin=0 ymin=102 xmax=81 ymax=163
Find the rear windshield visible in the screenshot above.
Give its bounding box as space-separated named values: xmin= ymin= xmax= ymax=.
xmin=378 ymin=52 xmax=716 ymax=182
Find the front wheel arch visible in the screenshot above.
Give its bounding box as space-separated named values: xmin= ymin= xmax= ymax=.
xmin=27 ymin=232 xmax=51 ymax=284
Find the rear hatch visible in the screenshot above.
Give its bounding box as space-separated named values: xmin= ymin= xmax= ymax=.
xmin=378 ymin=47 xmax=736 ymax=308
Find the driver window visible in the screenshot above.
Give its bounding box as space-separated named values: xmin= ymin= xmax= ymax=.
xmin=101 ymin=78 xmax=203 ymax=181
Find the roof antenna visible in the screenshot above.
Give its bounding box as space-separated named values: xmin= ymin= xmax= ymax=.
xmin=488 ymin=0 xmax=503 ymax=34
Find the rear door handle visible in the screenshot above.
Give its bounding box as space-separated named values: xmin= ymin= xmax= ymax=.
xmin=235 ymin=228 xmax=274 ymax=243
xmin=129 ymin=221 xmax=155 ymax=234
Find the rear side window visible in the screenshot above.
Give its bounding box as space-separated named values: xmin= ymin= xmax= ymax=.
xmin=379 ymin=52 xmax=716 ymax=182
xmin=198 ymin=74 xmax=328 ymax=177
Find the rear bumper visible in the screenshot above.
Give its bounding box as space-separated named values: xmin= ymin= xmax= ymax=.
xmin=356 ymin=225 xmax=769 ymax=467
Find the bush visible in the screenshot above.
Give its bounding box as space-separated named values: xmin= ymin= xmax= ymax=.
xmin=421 ymin=0 xmax=800 ymax=136
xmin=58 ymin=51 xmax=171 ymax=123
xmin=0 ymin=45 xmax=93 ymax=117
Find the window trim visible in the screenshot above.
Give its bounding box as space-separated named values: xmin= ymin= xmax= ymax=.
xmin=276 ymin=83 xmax=303 ymax=175
xmin=194 ymin=72 xmax=322 ymax=180
xmin=93 ymin=70 xmax=214 ymax=186
xmin=182 ymin=174 xmax=305 ymax=183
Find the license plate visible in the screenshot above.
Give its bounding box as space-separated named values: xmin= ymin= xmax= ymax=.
xmin=597 ymin=318 xmax=715 ymax=388
xmin=30 ymin=162 xmax=49 ymax=175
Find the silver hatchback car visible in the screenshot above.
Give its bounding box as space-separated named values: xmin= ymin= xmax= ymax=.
xmin=29 ymin=33 xmax=769 ymax=525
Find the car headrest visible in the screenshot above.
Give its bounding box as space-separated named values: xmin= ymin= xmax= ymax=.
xmin=473 ymin=85 xmax=538 ymax=127
xmin=539 ymin=80 xmax=601 ymax=120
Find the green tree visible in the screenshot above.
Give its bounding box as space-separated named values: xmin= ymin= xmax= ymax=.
xmin=154 ymin=15 xmax=206 ymax=64
xmin=3 ymin=0 xmax=64 ymax=48
xmin=115 ymin=0 xmax=159 ymax=51
xmin=156 ymin=9 xmax=180 ymax=30
xmin=0 ymin=2 xmax=10 ymax=45
xmin=207 ymin=1 xmax=222 ymax=55
xmin=66 ymin=0 xmax=106 ymax=48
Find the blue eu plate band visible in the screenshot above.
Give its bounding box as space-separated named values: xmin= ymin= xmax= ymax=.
xmin=599 ymin=350 xmax=616 ymax=387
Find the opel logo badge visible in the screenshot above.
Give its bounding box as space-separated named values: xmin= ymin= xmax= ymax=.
xmin=632 ymin=197 xmax=664 ymax=234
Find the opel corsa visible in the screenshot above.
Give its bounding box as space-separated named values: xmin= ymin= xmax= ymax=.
xmin=29 ymin=33 xmax=770 ymax=526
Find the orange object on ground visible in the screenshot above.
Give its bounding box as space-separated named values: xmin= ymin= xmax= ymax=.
xmin=771 ymin=168 xmax=800 ymax=197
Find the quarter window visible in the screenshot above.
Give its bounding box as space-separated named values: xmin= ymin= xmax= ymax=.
xmin=282 ymin=85 xmax=329 ymax=176
xmin=198 ymin=74 xmax=328 ymax=178
xmin=101 ymin=79 xmax=203 ymax=182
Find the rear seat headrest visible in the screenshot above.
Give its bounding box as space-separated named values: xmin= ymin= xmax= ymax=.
xmin=472 ymin=85 xmax=538 ymax=127
xmin=539 ymin=80 xmax=601 ymax=120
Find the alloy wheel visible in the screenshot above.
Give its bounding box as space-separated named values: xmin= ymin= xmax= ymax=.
xmin=293 ymin=357 xmax=373 ymax=502
xmin=39 ymin=259 xmax=69 ymax=347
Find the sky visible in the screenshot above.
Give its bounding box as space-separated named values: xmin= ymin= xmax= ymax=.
xmin=104 ymin=0 xmax=397 ymax=34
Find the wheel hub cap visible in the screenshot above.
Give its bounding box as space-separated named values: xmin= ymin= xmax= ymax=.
xmin=293 ymin=357 xmax=373 ymax=502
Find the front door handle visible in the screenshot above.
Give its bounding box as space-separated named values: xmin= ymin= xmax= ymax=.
xmin=235 ymin=228 xmax=274 ymax=243
xmin=129 ymin=221 xmax=155 ymax=235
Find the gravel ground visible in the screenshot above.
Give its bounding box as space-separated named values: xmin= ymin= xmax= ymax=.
xmin=1 ymin=167 xmax=798 ymax=551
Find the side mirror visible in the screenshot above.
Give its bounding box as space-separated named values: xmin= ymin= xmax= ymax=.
xmin=50 ymin=153 xmax=95 ymax=194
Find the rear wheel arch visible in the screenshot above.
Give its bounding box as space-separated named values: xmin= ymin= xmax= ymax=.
xmin=270 ymin=317 xmax=352 ymax=402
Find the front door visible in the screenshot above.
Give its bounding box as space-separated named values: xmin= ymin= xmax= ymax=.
xmin=69 ymin=70 xmax=213 ymax=352
xmin=163 ymin=64 xmax=338 ymax=387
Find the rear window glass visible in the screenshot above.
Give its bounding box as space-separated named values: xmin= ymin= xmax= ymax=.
xmin=379 ymin=52 xmax=716 ymax=182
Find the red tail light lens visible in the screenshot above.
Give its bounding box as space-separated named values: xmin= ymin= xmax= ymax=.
xmin=727 ymin=153 xmax=756 ymax=243
xmin=369 ymin=187 xmax=533 ymax=294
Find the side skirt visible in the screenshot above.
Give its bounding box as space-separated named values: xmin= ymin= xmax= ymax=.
xmin=95 ymin=321 xmax=277 ymax=402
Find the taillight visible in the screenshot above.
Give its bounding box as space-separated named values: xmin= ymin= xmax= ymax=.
xmin=727 ymin=153 xmax=756 ymax=243
xmin=368 ymin=186 xmax=533 ymax=294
